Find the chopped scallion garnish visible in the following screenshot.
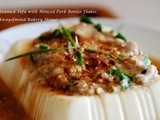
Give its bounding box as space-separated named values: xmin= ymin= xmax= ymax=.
xmin=110 ymin=30 xmax=127 ymax=42
xmin=75 ymin=51 xmax=84 ymax=66
xmin=80 ymin=15 xmax=102 ymax=32
xmin=80 ymin=15 xmax=93 ymax=24
xmin=52 ymin=29 xmax=62 ymax=38
xmin=39 ymin=44 xmax=49 ymax=49
xmin=5 ymin=48 xmax=56 ymax=62
xmin=94 ymin=23 xmax=102 ymax=32
xmin=110 ymin=68 xmax=125 ymax=81
xmin=120 ymin=79 xmax=131 ymax=89
xmin=60 ymin=24 xmax=75 ymax=47
xmin=110 ymin=68 xmax=133 ymax=81
xmin=123 ymin=73 xmax=134 ymax=80
xmin=116 ymin=55 xmax=123 ymax=61
xmin=143 ymin=55 xmax=151 ymax=65
xmin=69 ymin=30 xmax=76 ymax=36
xmin=84 ymin=48 xmax=97 ymax=53
xmin=116 ymin=33 xmax=127 ymax=42
xmin=110 ymin=68 xmax=132 ymax=89
xmin=38 ymin=34 xmax=51 ymax=41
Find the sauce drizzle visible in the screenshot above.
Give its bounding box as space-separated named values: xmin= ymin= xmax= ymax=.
xmin=0 ymin=78 xmax=29 ymax=120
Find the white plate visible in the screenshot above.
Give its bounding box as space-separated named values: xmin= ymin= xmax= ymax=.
xmin=0 ymin=17 xmax=160 ymax=120
xmin=0 ymin=18 xmax=160 ymax=63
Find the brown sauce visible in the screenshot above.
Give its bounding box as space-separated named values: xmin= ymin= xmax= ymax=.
xmin=0 ymin=78 xmax=30 ymax=120
xmin=150 ymin=57 xmax=160 ymax=74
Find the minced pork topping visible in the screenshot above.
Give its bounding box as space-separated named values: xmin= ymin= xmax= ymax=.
xmin=6 ymin=16 xmax=158 ymax=95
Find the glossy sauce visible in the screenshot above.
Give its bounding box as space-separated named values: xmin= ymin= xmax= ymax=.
xmin=151 ymin=57 xmax=160 ymax=74
xmin=0 ymin=78 xmax=29 ymax=120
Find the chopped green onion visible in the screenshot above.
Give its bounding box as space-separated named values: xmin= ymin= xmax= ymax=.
xmin=80 ymin=15 xmax=102 ymax=32
xmin=5 ymin=48 xmax=56 ymax=62
xmin=110 ymin=68 xmax=125 ymax=81
xmin=39 ymin=29 xmax=62 ymax=41
xmin=116 ymin=55 xmax=123 ymax=61
xmin=38 ymin=34 xmax=51 ymax=41
xmin=69 ymin=30 xmax=76 ymax=36
xmin=110 ymin=68 xmax=133 ymax=80
xmin=94 ymin=23 xmax=102 ymax=32
xmin=80 ymin=15 xmax=93 ymax=24
xmin=109 ymin=69 xmax=114 ymax=75
xmin=52 ymin=29 xmax=62 ymax=38
xmin=75 ymin=51 xmax=84 ymax=65
xmin=110 ymin=30 xmax=127 ymax=42
xmin=120 ymin=79 xmax=131 ymax=89
xmin=143 ymin=55 xmax=151 ymax=65
xmin=39 ymin=44 xmax=49 ymax=49
xmin=110 ymin=68 xmax=132 ymax=89
xmin=116 ymin=33 xmax=127 ymax=42
xmin=123 ymin=72 xmax=134 ymax=80
xmin=60 ymin=24 xmax=75 ymax=47
xmin=84 ymin=48 xmax=97 ymax=53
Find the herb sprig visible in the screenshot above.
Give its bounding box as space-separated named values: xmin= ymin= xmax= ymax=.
xmin=143 ymin=55 xmax=151 ymax=65
xmin=52 ymin=29 xmax=62 ymax=38
xmin=80 ymin=15 xmax=102 ymax=32
xmin=110 ymin=68 xmax=133 ymax=89
xmin=110 ymin=30 xmax=127 ymax=42
xmin=116 ymin=55 xmax=123 ymax=61
xmin=5 ymin=48 xmax=56 ymax=62
xmin=80 ymin=15 xmax=93 ymax=24
xmin=75 ymin=51 xmax=84 ymax=65
xmin=84 ymin=48 xmax=97 ymax=53
xmin=110 ymin=68 xmax=125 ymax=81
xmin=60 ymin=24 xmax=75 ymax=47
xmin=110 ymin=68 xmax=133 ymax=81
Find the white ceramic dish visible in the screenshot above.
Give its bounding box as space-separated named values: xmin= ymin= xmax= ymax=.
xmin=0 ymin=18 xmax=160 ymax=120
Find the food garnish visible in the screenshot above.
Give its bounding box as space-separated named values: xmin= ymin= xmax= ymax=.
xmin=80 ymin=15 xmax=102 ymax=32
xmin=60 ymin=24 xmax=75 ymax=47
xmin=5 ymin=47 xmax=56 ymax=62
xmin=110 ymin=30 xmax=127 ymax=42
xmin=5 ymin=16 xmax=158 ymax=95
xmin=80 ymin=15 xmax=93 ymax=24
xmin=110 ymin=68 xmax=132 ymax=89
xmin=94 ymin=23 xmax=102 ymax=32
xmin=116 ymin=55 xmax=123 ymax=61
xmin=75 ymin=51 xmax=84 ymax=66
xmin=52 ymin=29 xmax=62 ymax=38
xmin=143 ymin=55 xmax=151 ymax=65
xmin=84 ymin=48 xmax=97 ymax=53
xmin=38 ymin=33 xmax=52 ymax=41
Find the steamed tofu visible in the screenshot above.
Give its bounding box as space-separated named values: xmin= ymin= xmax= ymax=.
xmin=0 ymin=17 xmax=160 ymax=120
